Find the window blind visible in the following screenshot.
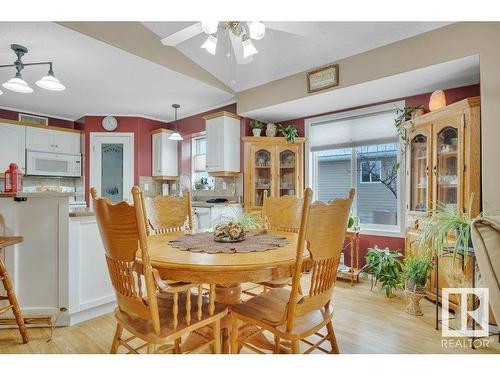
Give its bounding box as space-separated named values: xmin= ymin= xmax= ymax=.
xmin=309 ymin=109 xmax=398 ymax=152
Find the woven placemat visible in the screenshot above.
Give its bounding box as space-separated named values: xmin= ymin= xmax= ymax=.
xmin=169 ymin=231 xmax=288 ymax=254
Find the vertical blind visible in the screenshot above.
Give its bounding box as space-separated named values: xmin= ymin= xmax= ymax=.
xmin=309 ymin=109 xmax=399 ymax=152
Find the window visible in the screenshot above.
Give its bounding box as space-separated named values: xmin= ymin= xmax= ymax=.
xmin=360 ymin=160 xmax=381 ymax=183
xmin=307 ymin=102 xmax=404 ymax=234
xmin=191 ymin=136 xmax=214 ymax=189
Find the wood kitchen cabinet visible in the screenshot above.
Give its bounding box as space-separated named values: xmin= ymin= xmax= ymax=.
xmin=404 ymin=97 xmax=480 ymax=309
xmin=0 ymin=122 xmax=26 ymax=173
xmin=203 ymin=111 xmax=241 ymax=176
xmin=243 ymin=136 xmax=304 ymax=212
xmin=26 ymin=126 xmax=80 ymax=154
xmin=151 ymin=128 xmax=178 ymax=179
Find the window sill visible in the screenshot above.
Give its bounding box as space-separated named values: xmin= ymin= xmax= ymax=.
xmin=359 ymin=228 xmax=405 ymax=238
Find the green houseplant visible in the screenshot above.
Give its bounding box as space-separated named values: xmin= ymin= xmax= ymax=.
xmin=365 ymin=247 xmax=403 ymax=297
xmin=393 ymin=105 xmax=423 ymax=170
xmin=417 ymin=194 xmax=477 ymax=262
xmin=278 ymin=124 xmax=298 ymax=144
xmin=401 ymin=256 xmax=434 ymax=291
xmin=250 ymin=120 xmax=263 ymax=137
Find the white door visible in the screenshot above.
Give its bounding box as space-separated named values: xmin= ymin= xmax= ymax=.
xmin=26 ymin=126 xmax=54 ymax=152
xmin=0 ymin=123 xmax=26 ymax=173
xmin=90 ymin=133 xmax=134 ymax=203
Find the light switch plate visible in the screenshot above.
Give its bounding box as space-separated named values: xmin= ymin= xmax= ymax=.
xmin=144 ymin=183 xmax=149 ymax=191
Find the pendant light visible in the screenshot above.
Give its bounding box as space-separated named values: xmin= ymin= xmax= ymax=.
xmin=168 ymin=104 xmax=183 ymax=141
xmin=248 ymin=21 xmax=265 ymax=40
xmin=36 ymin=65 xmax=66 ymax=91
xmin=2 ymin=72 xmax=33 ymax=93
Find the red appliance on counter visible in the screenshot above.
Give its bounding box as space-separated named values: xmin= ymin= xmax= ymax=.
xmin=3 ymin=163 xmax=23 ymax=193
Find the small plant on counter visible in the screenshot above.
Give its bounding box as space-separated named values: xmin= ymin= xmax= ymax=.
xmin=278 ymin=124 xmax=299 ymax=144
xmin=365 ymin=246 xmax=403 ymax=298
xmin=194 ymin=177 xmax=209 ymax=190
xmin=250 ymin=120 xmax=263 ymax=137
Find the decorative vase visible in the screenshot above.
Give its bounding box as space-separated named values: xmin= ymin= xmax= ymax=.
xmin=252 ymin=128 xmax=262 ymax=137
xmin=265 ymin=123 xmax=277 ymax=137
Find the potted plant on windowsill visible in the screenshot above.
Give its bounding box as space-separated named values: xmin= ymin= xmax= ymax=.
xmin=250 ymin=120 xmax=263 ymax=137
xmin=401 ymin=256 xmax=434 ymax=316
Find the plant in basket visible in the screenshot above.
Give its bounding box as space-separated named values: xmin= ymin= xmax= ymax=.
xmin=213 ymin=208 xmax=263 ymax=242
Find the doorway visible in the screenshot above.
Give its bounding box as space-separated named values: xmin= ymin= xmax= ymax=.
xmin=89 ymin=133 xmax=134 ymax=203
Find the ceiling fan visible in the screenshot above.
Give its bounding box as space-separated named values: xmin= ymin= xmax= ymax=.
xmin=160 ymin=21 xmax=319 ymax=65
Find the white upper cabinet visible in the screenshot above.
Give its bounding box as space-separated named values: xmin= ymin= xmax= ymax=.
xmin=0 ymin=123 xmax=26 ymax=173
xmin=204 ymin=112 xmax=241 ymax=174
xmin=26 ymin=126 xmax=80 ymax=154
xmin=152 ymin=129 xmax=178 ymax=178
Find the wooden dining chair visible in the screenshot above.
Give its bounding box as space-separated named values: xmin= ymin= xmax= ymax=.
xmin=91 ymin=186 xmax=226 ymax=354
xmin=242 ymin=190 xmax=304 ymax=297
xmin=143 ymin=192 xmax=193 ymax=235
xmin=231 ymin=188 xmax=355 ymax=354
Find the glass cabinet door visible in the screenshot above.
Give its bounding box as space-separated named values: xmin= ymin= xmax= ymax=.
xmin=253 ymin=147 xmax=273 ymax=207
xmin=433 ymin=121 xmax=463 ymax=211
xmin=409 ymin=133 xmax=429 ymax=212
xmin=278 ymin=148 xmax=297 ymax=197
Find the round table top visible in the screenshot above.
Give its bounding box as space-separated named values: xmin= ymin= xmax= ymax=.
xmin=142 ymin=230 xmax=301 ymax=284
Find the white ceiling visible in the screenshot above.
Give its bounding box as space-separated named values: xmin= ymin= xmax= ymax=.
xmin=240 ymin=55 xmax=480 ymax=122
xmin=142 ymin=21 xmax=452 ymax=92
xmin=0 ymin=22 xmax=234 ymax=121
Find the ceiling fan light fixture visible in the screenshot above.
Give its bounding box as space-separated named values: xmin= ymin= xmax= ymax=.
xmin=201 ymin=35 xmax=218 ymax=55
xmin=242 ymin=38 xmax=258 ymax=58
xmin=2 ymin=73 xmax=33 ymax=93
xmin=201 ymin=21 xmax=219 ymax=35
xmin=248 ymin=21 xmax=265 ymax=40
xmin=36 ymin=69 xmax=66 ymax=91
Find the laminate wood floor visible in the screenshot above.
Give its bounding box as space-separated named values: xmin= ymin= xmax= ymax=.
xmin=1 ymin=279 xmax=499 ymax=354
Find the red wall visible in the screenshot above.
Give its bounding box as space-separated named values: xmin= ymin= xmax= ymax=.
xmin=76 ymin=116 xmax=170 ymax=204
xmin=0 ymin=108 xmax=76 ymax=129
xmin=280 ymin=84 xmax=481 ymax=137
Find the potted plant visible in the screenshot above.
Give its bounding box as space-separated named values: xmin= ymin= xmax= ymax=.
xmin=194 ymin=177 xmax=209 ymax=190
xmin=401 ymin=256 xmax=434 ymax=316
xmin=365 ymin=247 xmax=403 ymax=298
xmin=278 ymin=124 xmax=299 ymax=144
xmin=393 ymin=105 xmax=423 ymax=170
xmin=250 ymin=120 xmax=263 ymax=137
xmin=417 ymin=194 xmax=477 ymax=262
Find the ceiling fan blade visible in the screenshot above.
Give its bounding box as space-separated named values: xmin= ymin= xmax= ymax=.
xmin=229 ymin=32 xmax=253 ymax=65
xmin=265 ymin=22 xmax=319 ymax=37
xmin=160 ymin=22 xmax=203 ymax=46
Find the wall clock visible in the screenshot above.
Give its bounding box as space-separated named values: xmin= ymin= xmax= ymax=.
xmin=102 ymin=116 xmax=118 ymax=131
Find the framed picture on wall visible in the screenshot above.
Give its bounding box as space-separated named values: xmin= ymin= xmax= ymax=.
xmin=307 ymin=64 xmax=339 ymax=93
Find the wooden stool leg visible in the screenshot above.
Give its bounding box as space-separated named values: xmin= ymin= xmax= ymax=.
xmin=0 ymin=257 xmax=28 ymax=343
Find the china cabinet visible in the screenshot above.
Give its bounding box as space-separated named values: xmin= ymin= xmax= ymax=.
xmin=243 ymin=137 xmax=304 ymax=212
xmin=405 ymin=97 xmax=481 ymax=309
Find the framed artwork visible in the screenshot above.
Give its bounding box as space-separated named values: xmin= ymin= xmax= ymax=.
xmin=307 ymin=64 xmax=339 ymax=93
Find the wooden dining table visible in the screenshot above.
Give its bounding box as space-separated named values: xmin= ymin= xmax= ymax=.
xmin=140 ymin=229 xmax=302 ymax=353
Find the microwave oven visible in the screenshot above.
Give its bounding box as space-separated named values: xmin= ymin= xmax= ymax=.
xmin=26 ymin=150 xmax=82 ymax=177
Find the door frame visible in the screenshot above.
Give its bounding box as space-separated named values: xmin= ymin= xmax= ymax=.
xmin=89 ymin=132 xmax=134 ymax=203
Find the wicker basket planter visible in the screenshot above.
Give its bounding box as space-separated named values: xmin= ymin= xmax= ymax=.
xmin=405 ymin=282 xmax=427 ymax=316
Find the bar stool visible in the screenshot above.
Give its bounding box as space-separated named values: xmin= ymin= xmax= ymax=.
xmin=0 ymin=216 xmax=28 ymax=343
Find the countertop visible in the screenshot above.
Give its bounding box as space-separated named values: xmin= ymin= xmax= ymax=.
xmin=191 ymin=201 xmax=241 ymax=208
xmin=0 ymin=191 xmax=78 ymax=198
xmin=69 ymin=207 xmax=94 ymax=217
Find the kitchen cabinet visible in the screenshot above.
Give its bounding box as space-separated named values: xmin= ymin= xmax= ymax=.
xmin=26 ymin=126 xmax=80 ymax=154
xmin=243 ymin=136 xmax=304 ymax=212
xmin=151 ymin=129 xmax=178 ymax=179
xmin=404 ymin=97 xmax=480 ymax=309
xmin=203 ymin=111 xmax=241 ymax=176
xmin=0 ymin=122 xmax=26 ymax=173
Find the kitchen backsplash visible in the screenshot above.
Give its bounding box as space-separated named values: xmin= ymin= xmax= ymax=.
xmin=0 ymin=175 xmax=85 ymax=201
xmin=139 ymin=174 xmax=243 ymax=201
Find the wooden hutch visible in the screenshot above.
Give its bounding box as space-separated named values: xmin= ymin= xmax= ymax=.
xmin=243 ymin=136 xmax=304 ymax=212
xmin=404 ymin=97 xmax=481 ymax=310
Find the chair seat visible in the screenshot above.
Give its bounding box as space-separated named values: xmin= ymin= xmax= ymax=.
xmin=115 ymin=292 xmax=227 ymax=344
xmin=232 ymin=288 xmax=332 ymax=338
xmin=258 ymin=278 xmax=291 ymax=288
